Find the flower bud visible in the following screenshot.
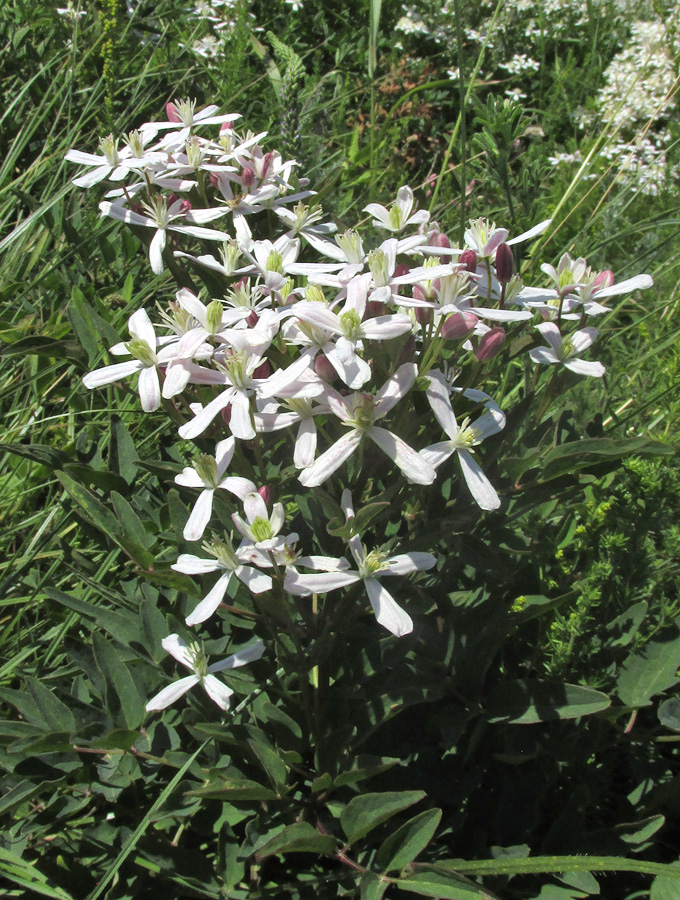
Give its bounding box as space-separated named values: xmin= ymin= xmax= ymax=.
xmin=314 ymin=354 xmax=337 ymax=383
xmin=179 ymin=199 xmax=192 ymax=215
xmin=415 ymin=305 xmax=433 ymax=327
xmin=261 ymin=152 xmax=274 ymax=179
xmin=221 ymin=406 xmax=232 ymax=426
xmin=166 ymin=102 xmax=181 ymax=123
xmin=441 ymin=311 xmax=478 ymax=340
xmin=246 ymin=310 xmax=259 ymax=327
xmin=459 ymin=249 xmax=478 ymax=273
xmin=242 ymin=166 xmax=255 ymax=188
xmin=494 ymin=243 xmax=514 ymax=284
xmin=209 ymin=172 xmax=219 ymax=188
xmin=394 ymin=263 xmax=410 ymax=278
xmin=593 ymin=269 xmax=614 ymax=292
xmin=220 ymin=121 xmax=234 ymax=134
xmin=167 ymin=193 xmax=179 ymax=207
xmin=433 ymin=232 xmax=451 ymax=249
xmin=474 ymin=327 xmax=506 ymax=361
xmin=257 ymin=485 xmax=271 ymax=505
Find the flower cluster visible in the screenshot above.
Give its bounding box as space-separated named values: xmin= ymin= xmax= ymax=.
xmin=68 ymin=100 xmax=653 ymax=716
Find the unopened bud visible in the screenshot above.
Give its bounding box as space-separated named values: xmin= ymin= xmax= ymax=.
xmin=166 ymin=102 xmax=181 ymax=123
xmin=314 ymin=354 xmax=336 ymax=382
xmin=246 ymin=310 xmax=258 ymax=327
xmin=394 ymin=263 xmax=410 ymax=278
xmin=495 ymin=243 xmax=514 ymax=284
xmin=441 ymin=311 xmax=478 ymax=340
xmin=221 ymin=406 xmax=232 ymax=426
xmin=242 ymin=166 xmax=255 ymax=188
xmin=209 ymin=172 xmax=219 ymax=188
xmin=220 ymin=121 xmax=234 ymax=134
xmin=415 ymin=306 xmax=433 ymax=327
xmin=459 ymin=249 xmax=478 ymax=273
xmin=257 ymin=485 xmax=271 ymax=505
xmin=167 ymin=193 xmax=179 ymax=207
xmin=261 ymin=152 xmax=274 ymax=179
xmin=593 ymin=269 xmax=614 ymax=292
xmin=433 ymin=232 xmax=451 ymax=249
xmin=179 ymin=199 xmax=192 ymax=215
xmin=474 ymin=327 xmax=506 ymax=361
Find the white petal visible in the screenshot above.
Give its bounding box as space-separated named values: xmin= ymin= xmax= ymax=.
xmin=595 ymin=274 xmax=653 ymax=298
xmin=137 ymin=366 xmax=161 ymax=412
xmin=82 ymin=360 xmax=142 ymax=389
xmin=298 ymin=431 xmax=362 ymax=486
xmin=229 ymin=390 xmax=255 ymax=440
xmin=185 ymin=573 xmax=232 ymax=626
xmin=183 ymin=489 xmax=215 ymax=542
xmin=161 ymin=633 xmax=194 ymax=667
xmin=365 ymin=578 xmax=413 ymax=636
xmin=564 ymin=358 xmax=605 ymax=377
xmin=208 ymin=639 xmax=265 ymax=673
xmin=243 ymin=491 xmax=268 ymax=523
xmin=235 ymin=565 xmax=273 ymax=594
xmin=149 ymin=229 xmax=167 ymax=275
xmin=175 ymin=467 xmax=205 ymax=488
xmin=146 ymin=675 xmax=199 ymax=711
xmin=374 ymin=363 xmax=416 ymax=416
xmin=458 ymin=449 xmax=500 ymax=510
xmin=172 ymin=554 xmax=220 ymax=575
xmin=215 ymin=437 xmax=236 ymax=475
xmin=507 ymin=218 xmax=551 ymax=246
xmin=368 ymin=427 xmax=436 ymax=485
xmin=285 ymin=571 xmax=360 ymax=596
xmin=426 ymin=370 xmax=458 ymax=439
xmin=570 ymin=327 xmax=598 ymax=354
xmin=202 ymin=674 xmax=234 ymax=711
xmin=420 ymin=442 xmax=455 ymax=469
xmin=536 ymin=321 xmax=563 ymax=353
xmin=383 ymin=552 xmax=436 ymax=576
xmin=178 ymin=389 xmax=235 ymax=440
xmin=294 ymin=418 xmax=317 ymax=469
xmin=220 ymin=476 xmax=257 ymax=500
xmin=529 ymin=347 xmax=559 ymax=365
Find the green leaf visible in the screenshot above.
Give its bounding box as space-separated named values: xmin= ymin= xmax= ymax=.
xmin=0 ymin=442 xmax=69 ymax=468
xmin=376 ymin=808 xmax=442 ymax=872
xmin=187 ymin=777 xmax=277 ymax=801
xmin=0 ymin=781 xmax=42 ymax=816
xmin=25 ymin=677 xmax=76 ymax=733
xmin=334 ymin=755 xmax=400 ymax=787
xmin=340 ymin=791 xmax=426 ymax=845
xmin=254 ymin=823 xmax=337 ymax=859
xmin=68 ymin=287 xmax=101 ymax=365
xmin=44 ymin=587 xmax=141 ymax=646
xmin=616 ymin=626 xmax=680 ymax=708
xmin=0 ymin=846 xmax=76 ymax=900
xmin=658 ymin=697 xmax=680 ymax=732
xmin=247 ymin=738 xmax=288 ymax=791
xmin=361 ymin=871 xmax=391 ymax=900
xmin=485 ymin=680 xmax=610 ymax=724
xmin=652 ymin=864 xmax=680 ymax=899
xmin=541 ymin=437 xmax=675 ymax=481
xmin=92 ymin=633 xmax=145 ymax=730
xmin=396 ymin=868 xmax=492 ymax=899
xmin=55 ymin=469 xmax=120 ymax=536
xmin=111 ymin=492 xmax=154 ymax=549
xmin=0 ymin=335 xmax=86 ymax=362
xmin=109 ymin=415 xmax=139 ymax=484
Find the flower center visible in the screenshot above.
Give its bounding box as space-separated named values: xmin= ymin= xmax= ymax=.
xmin=195 ymin=454 xmax=220 ymax=487
xmin=250 ymin=517 xmax=273 ymax=544
xmin=336 ymin=230 xmax=363 ymax=264
xmin=360 ymin=548 xmax=389 ymax=577
xmin=205 ymin=299 xmax=224 ymax=334
xmin=368 ymin=249 xmax=390 ymax=287
xmin=204 ymin=536 xmax=238 ymax=569
xmin=188 ymin=641 xmax=208 ymax=679
xmin=266 ymin=250 xmax=283 ymax=274
xmin=339 ymin=309 xmax=362 ymax=340
xmin=99 ymin=134 xmax=119 ymax=167
xmin=125 ymin=337 xmax=157 ymax=367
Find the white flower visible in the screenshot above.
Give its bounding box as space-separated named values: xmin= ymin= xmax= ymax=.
xmin=99 ymin=197 xmax=230 ymax=275
xmin=232 ymin=492 xmax=286 ymax=551
xmin=364 ymin=186 xmax=430 ymax=233
xmin=82 ymin=309 xmax=176 ymax=412
xmin=298 ymin=364 xmax=436 ymax=487
xmin=145 ymin=634 xmax=264 ymax=711
xmin=529 ymin=323 xmax=605 ymax=377
xmin=173 ymin=535 xmax=272 ymax=626
xmin=285 ymin=490 xmax=436 ymax=637
xmin=422 ymin=371 xmax=505 ymax=510
xmin=175 ymin=437 xmax=256 ymax=541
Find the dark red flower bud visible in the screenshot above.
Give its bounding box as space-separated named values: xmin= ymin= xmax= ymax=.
xmin=314 ymin=354 xmax=336 ymax=382
xmin=494 ymin=242 xmax=514 ymax=284
xmin=257 ymin=485 xmax=271 ymax=505
xmin=394 ymin=263 xmax=410 ymax=278
xmin=253 ymin=360 xmax=271 ymax=379
xmin=245 ymin=311 xmax=259 ymax=327
xmin=242 ymin=166 xmax=255 ymax=188
xmin=209 ymin=172 xmax=219 ymax=188
xmin=474 ymin=327 xmax=506 ymax=361
xmin=179 ymin=199 xmax=192 ymax=215
xmin=364 ymin=300 xmax=385 ymax=319
xmin=459 ymin=249 xmax=478 ymax=273
xmin=441 ymin=311 xmax=478 ymax=340
xmin=261 ymin=152 xmax=274 ymax=179
xmin=415 ymin=305 xmax=433 ymax=327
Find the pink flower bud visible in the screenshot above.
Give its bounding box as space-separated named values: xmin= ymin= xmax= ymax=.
xmin=593 ymin=269 xmax=614 ymax=292
xmin=257 ymin=485 xmax=271 ymax=505
xmin=209 ymin=172 xmax=219 ymax=188
xmin=441 ymin=311 xmax=478 ymax=340
xmin=220 ymin=121 xmax=234 ymax=134
xmin=314 ymin=354 xmax=337 ymax=382
xmin=394 ymin=263 xmax=410 ymax=278
xmin=433 ymin=232 xmax=451 ymax=249
xmin=166 ymin=102 xmax=181 ymax=123
xmin=474 ymin=327 xmax=506 ymax=361
xmin=241 ymin=166 xmax=255 ymax=188
xmin=415 ymin=305 xmax=433 ymax=327
xmin=413 ymin=285 xmax=427 ymax=304
xmin=253 ymin=360 xmax=271 ymax=379
xmin=494 ymin=242 xmax=514 ymax=284
xmin=179 ymin=199 xmax=192 ymax=215
xmin=221 ymin=406 xmax=232 ymax=426
xmin=167 ymin=194 xmax=179 ymax=207
xmin=459 ymin=249 xmax=478 ymax=273
xmin=398 ymin=335 xmax=417 ymax=365
xmin=245 ymin=310 xmax=259 ymax=327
